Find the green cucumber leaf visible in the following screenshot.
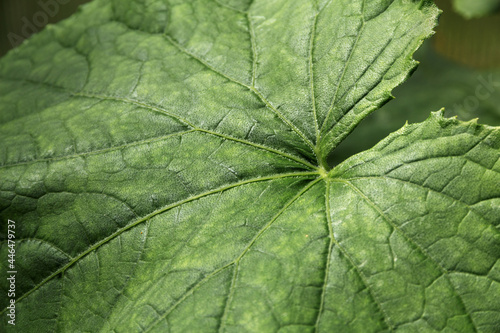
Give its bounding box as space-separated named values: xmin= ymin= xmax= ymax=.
xmin=1 ymin=0 xmax=499 ymax=332
xmin=453 ymin=0 xmax=500 ymax=19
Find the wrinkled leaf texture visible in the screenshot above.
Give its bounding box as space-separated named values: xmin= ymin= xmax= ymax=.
xmin=1 ymin=0 xmax=499 ymax=332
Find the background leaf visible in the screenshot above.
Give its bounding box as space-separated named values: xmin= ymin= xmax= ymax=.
xmin=453 ymin=0 xmax=500 ymax=19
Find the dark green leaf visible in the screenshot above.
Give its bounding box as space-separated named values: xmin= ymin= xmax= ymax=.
xmin=1 ymin=1 xmax=499 ymax=332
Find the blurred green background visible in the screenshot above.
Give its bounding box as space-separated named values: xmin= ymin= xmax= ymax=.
xmin=0 ymin=0 xmax=90 ymax=57
xmin=0 ymin=0 xmax=498 ymax=165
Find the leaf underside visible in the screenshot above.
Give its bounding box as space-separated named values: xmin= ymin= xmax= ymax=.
xmin=0 ymin=0 xmax=499 ymax=332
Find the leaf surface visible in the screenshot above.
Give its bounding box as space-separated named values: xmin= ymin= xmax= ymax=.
xmin=1 ymin=0 xmax=499 ymax=332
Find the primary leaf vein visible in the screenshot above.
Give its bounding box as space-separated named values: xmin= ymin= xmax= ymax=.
xmin=347 ymin=176 xmax=498 ymax=227
xmin=325 ymin=179 xmax=395 ymax=331
xmin=320 ymin=0 xmax=366 ymax=135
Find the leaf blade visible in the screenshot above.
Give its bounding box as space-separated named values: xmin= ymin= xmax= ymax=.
xmin=2 ymin=1 xmax=499 ymax=332
xmin=329 ymin=112 xmax=500 ymax=331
